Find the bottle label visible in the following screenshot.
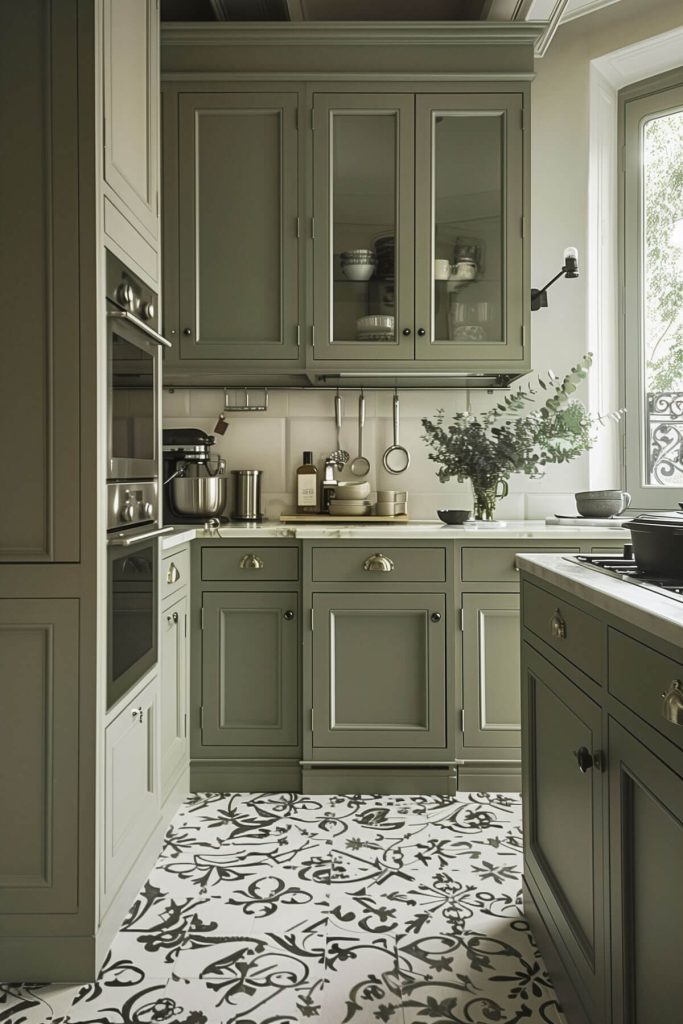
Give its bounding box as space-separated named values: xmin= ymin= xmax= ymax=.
xmin=298 ymin=477 xmax=316 ymax=507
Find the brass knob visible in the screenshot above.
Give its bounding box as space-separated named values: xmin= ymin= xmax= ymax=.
xmin=240 ymin=553 xmax=264 ymax=570
xmin=661 ymin=680 xmax=683 ymax=726
xmin=550 ymin=611 xmax=567 ymax=640
xmin=362 ymin=553 xmax=395 ymax=573
xmin=167 ymin=562 xmax=180 ymax=584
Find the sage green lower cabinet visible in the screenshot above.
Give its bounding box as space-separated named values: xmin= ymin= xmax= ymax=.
xmin=311 ymin=592 xmax=446 ymax=754
xmin=101 ymin=675 xmax=160 ymax=914
xmin=608 ymin=719 xmax=683 ymax=1024
xmin=0 ymin=599 xmax=79 ymax=915
xmin=160 ymin=594 xmax=188 ymax=803
xmin=461 ymin=592 xmax=521 ymax=757
xmin=201 ymin=590 xmax=299 ymax=750
xmin=522 ymin=642 xmax=606 ymax=1024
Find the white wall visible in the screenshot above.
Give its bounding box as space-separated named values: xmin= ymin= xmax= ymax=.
xmin=163 ymin=0 xmax=683 ymax=522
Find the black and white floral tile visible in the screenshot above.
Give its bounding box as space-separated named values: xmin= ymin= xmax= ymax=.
xmin=1 ymin=793 xmax=567 ymax=1024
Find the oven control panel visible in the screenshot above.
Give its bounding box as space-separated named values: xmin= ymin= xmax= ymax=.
xmin=107 ymin=480 xmax=158 ymax=533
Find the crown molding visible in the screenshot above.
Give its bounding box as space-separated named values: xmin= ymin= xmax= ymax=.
xmin=161 ymin=20 xmax=545 ymax=47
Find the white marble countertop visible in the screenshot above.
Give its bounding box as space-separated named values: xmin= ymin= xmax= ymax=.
xmin=161 ymin=519 xmax=630 ymax=550
xmin=517 ymin=553 xmax=683 ymax=647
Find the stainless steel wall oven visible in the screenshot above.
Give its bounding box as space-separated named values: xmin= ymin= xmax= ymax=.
xmin=106 ymin=252 xmax=171 ymax=709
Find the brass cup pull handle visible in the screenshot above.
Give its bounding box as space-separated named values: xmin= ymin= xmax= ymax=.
xmin=240 ymin=553 xmax=264 ymax=570
xmin=550 ymin=611 xmax=567 ymax=640
xmin=661 ymin=680 xmax=683 ymax=726
xmin=167 ymin=562 xmax=180 ymax=584
xmin=131 ymin=706 xmax=144 ymax=724
xmin=363 ymin=553 xmax=395 ymax=573
xmin=167 ymin=611 xmax=179 ymax=625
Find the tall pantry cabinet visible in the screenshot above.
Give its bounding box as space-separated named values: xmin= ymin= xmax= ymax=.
xmin=0 ymin=0 xmax=163 ymax=982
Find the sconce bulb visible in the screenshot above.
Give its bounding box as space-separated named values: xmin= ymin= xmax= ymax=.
xmin=563 ymin=246 xmax=579 ymax=278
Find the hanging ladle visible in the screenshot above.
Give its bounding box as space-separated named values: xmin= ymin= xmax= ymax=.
xmin=350 ymin=390 xmax=370 ymax=477
xmin=382 ymin=388 xmax=411 ymax=474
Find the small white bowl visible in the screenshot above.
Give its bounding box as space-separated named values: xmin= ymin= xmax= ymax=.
xmin=342 ymin=264 xmax=375 ymax=282
xmin=334 ymin=481 xmax=371 ymax=499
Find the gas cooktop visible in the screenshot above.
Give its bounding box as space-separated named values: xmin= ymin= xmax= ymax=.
xmin=569 ymin=547 xmax=683 ymax=603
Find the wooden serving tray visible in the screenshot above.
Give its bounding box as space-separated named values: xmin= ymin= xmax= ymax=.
xmin=279 ymin=513 xmax=409 ymax=524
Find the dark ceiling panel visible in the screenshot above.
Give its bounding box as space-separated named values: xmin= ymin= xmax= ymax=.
xmin=161 ymin=0 xmax=495 ymax=19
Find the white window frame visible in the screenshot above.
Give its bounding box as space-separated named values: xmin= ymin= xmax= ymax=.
xmin=620 ymin=74 xmax=683 ymax=510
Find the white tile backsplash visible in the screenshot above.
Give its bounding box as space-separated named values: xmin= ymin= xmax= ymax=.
xmin=162 ymin=387 xmax=585 ymax=519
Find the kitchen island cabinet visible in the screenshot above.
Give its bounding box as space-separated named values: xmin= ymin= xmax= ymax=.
xmin=518 ymin=553 xmax=683 ymax=1024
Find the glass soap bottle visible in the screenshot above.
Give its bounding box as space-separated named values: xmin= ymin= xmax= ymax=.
xmin=296 ymin=451 xmax=319 ymax=513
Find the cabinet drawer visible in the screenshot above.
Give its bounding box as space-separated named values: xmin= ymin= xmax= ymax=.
xmin=312 ymin=546 xmax=446 ymax=584
xmin=523 ymin=581 xmax=605 ymax=682
xmin=608 ymin=629 xmax=683 ymax=753
xmin=163 ymin=547 xmax=190 ymax=598
xmin=201 ymin=545 xmax=299 ymax=581
xmin=462 ymin=545 xmax=580 ymax=583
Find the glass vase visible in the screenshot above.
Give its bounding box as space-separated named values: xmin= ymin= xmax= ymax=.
xmin=471 ymin=478 xmax=509 ymax=521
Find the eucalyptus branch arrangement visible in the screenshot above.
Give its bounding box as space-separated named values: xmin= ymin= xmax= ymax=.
xmin=421 ymin=353 xmax=624 ymax=519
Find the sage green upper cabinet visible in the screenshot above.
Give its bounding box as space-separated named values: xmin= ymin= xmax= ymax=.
xmin=415 ymin=94 xmax=525 ymax=364
xmin=102 ymin=0 xmax=160 ymax=277
xmin=311 ymin=93 xmax=415 ymax=362
xmin=310 ymin=89 xmax=528 ymax=371
xmin=164 ymin=90 xmax=302 ymax=371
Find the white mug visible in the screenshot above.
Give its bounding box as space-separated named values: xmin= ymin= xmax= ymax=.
xmin=434 ymin=259 xmax=451 ymax=280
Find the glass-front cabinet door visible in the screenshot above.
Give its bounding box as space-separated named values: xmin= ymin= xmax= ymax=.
xmin=414 ymin=94 xmax=526 ymax=365
xmin=312 ymin=94 xmax=415 ymax=361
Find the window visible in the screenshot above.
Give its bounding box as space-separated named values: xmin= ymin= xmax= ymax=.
xmin=622 ymin=77 xmax=683 ymax=509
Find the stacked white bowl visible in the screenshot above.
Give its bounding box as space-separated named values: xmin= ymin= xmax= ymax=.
xmin=329 ymin=480 xmax=372 ymax=516
xmin=376 ymin=490 xmax=408 ymax=517
xmin=341 ymin=249 xmax=377 ymax=281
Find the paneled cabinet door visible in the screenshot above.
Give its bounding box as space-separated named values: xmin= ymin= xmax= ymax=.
xmin=102 ymin=677 xmax=160 ymax=910
xmin=609 ymin=720 xmax=683 ymax=1024
xmin=0 ymin=599 xmax=79 ymax=914
xmin=311 ymin=593 xmax=446 ymax=752
xmin=462 ymin=593 xmax=520 ymax=756
xmin=201 ymin=591 xmax=299 ymax=749
xmin=102 ymin=0 xmax=159 ymax=243
xmin=414 ymin=94 xmax=525 ymax=365
xmin=177 ymin=92 xmax=300 ymax=362
xmin=160 ymin=595 xmax=188 ymax=802
xmin=522 ymin=643 xmax=606 ymax=1022
xmin=311 ymin=93 xmax=415 ymax=361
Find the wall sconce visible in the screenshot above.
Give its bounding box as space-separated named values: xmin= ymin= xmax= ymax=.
xmin=531 ymin=247 xmax=579 ymax=311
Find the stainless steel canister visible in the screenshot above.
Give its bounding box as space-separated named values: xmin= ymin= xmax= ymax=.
xmin=231 ymin=469 xmax=263 ymax=521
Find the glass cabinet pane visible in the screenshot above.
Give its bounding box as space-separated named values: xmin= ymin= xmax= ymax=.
xmin=312 ymin=94 xmax=415 ymax=361
xmin=415 ymin=94 xmax=525 ymax=364
xmin=331 ymin=112 xmax=398 ymax=345
xmin=433 ymin=112 xmax=503 ymax=344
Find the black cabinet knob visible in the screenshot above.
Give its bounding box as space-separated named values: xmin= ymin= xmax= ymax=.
xmin=417 ymin=328 xmax=426 ymax=336
xmin=402 ymin=328 xmax=411 ymax=336
xmin=430 ymin=612 xmax=441 ymax=623
xmin=284 ymin=610 xmax=295 ymax=621
xmin=183 ymin=327 xmax=192 ymax=336
xmin=575 ymin=747 xmax=594 ymax=773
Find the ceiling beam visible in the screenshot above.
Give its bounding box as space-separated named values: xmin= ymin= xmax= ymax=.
xmin=481 ymin=0 xmax=534 ymax=19
xmin=534 ymin=0 xmax=569 ymax=55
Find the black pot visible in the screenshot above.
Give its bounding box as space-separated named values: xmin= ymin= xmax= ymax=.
xmin=627 ymin=513 xmax=683 ymax=576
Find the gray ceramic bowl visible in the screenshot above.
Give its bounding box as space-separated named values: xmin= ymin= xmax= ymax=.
xmin=437 ymin=509 xmax=472 ymax=525
xmin=575 ymin=489 xmax=631 ymax=518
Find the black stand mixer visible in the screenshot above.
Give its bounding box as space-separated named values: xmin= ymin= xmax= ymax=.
xmin=162 ymin=428 xmax=229 ymax=524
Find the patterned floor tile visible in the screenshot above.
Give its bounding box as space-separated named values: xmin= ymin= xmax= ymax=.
xmin=2 ymin=793 xmax=567 ymax=1024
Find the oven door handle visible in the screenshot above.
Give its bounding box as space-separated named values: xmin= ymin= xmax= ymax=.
xmin=107 ymin=310 xmax=172 ymax=348
xmin=108 ymin=526 xmax=175 ymax=547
